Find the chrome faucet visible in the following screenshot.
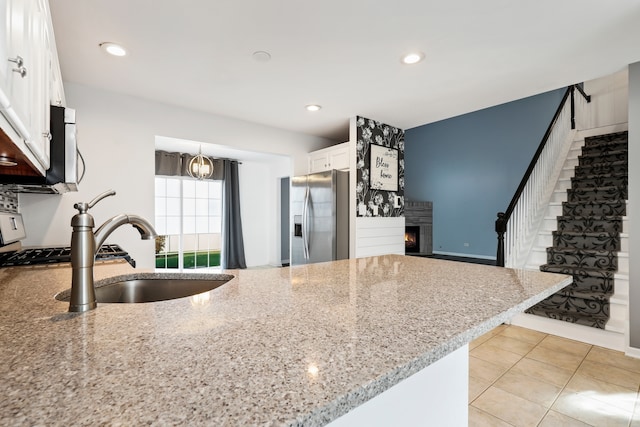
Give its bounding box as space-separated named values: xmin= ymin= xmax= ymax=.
xmin=69 ymin=190 xmax=158 ymax=312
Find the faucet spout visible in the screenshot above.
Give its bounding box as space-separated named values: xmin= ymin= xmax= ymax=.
xmin=94 ymin=214 xmax=158 ymax=254
xmin=68 ymin=190 xmax=158 ymax=313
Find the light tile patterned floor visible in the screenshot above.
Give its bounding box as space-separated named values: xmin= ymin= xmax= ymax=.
xmin=469 ymin=325 xmax=640 ymax=427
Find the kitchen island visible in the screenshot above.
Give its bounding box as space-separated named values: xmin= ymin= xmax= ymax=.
xmin=0 ymin=255 xmax=571 ymax=426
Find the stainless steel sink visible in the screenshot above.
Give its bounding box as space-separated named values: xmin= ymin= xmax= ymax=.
xmin=55 ymin=274 xmax=233 ymax=304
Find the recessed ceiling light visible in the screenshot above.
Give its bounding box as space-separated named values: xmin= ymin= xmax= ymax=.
xmin=401 ymin=52 xmax=425 ymax=65
xmin=305 ymin=104 xmax=321 ymax=112
xmin=252 ymin=51 xmax=271 ymax=62
xmin=100 ymin=42 xmax=127 ymax=57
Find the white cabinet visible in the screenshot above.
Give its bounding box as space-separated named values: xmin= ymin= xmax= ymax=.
xmin=0 ymin=0 xmax=60 ymax=174
xmin=308 ymin=142 xmax=350 ymax=173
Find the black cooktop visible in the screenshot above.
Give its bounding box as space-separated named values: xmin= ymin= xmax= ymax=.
xmin=0 ymin=244 xmax=135 ymax=267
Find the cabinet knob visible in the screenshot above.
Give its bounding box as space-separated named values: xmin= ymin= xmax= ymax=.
xmin=12 ymin=66 xmax=27 ymax=78
xmin=8 ymin=56 xmax=24 ymax=67
xmin=43 ymin=132 xmax=52 ymax=141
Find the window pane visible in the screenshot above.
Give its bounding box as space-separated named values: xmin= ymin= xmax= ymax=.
xmin=155 ymin=217 xmax=166 ymax=235
xmin=167 ymin=198 xmax=181 ymax=216
xmin=183 ymin=198 xmax=196 ymax=216
xmin=166 ymin=178 xmax=181 ymax=197
xmin=209 ymin=199 xmax=221 ymax=213
xmin=155 ymin=197 xmax=166 ymax=217
xmin=184 ymin=216 xmax=196 ymax=234
xmin=209 ymin=216 xmax=222 ymax=232
xmin=196 ymin=199 xmax=208 ymax=216
xmin=155 ymin=177 xmax=166 ymax=196
xmin=210 ymin=182 xmax=222 ymax=198
xmin=196 ymin=217 xmax=208 ymax=233
xmin=209 ymin=233 xmax=221 ymax=250
xmin=183 ymin=180 xmax=196 ymax=198
xmin=195 ymin=180 xmax=209 ymax=198
xmin=183 ymin=234 xmax=197 ymax=251
xmin=167 ymin=217 xmax=180 ymax=235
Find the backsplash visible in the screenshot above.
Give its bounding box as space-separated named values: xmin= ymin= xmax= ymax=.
xmin=0 ymin=187 xmax=18 ymax=213
xmin=355 ymin=116 xmax=405 ymax=217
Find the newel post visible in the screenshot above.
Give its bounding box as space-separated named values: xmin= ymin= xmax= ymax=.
xmin=495 ymin=212 xmax=506 ymax=267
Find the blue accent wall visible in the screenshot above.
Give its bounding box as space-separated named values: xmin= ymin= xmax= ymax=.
xmin=405 ymin=88 xmax=566 ymax=258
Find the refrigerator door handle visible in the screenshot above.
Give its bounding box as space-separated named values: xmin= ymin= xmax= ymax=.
xmin=302 ymin=186 xmax=310 ymax=259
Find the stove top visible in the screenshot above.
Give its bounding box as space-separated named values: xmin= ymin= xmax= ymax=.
xmin=0 ymin=244 xmax=135 ymax=267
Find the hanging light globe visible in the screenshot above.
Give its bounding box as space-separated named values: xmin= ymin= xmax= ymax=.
xmin=188 ymin=146 xmax=214 ymax=180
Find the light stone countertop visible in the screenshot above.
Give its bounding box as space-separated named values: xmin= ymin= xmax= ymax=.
xmin=0 ymin=255 xmax=572 ymax=426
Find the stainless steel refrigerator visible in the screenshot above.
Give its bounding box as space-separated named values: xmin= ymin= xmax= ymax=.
xmin=291 ymin=170 xmax=349 ymax=265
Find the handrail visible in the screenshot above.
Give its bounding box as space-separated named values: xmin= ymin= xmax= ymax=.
xmin=575 ymin=84 xmax=591 ymax=102
xmin=495 ymin=84 xmax=591 ymax=267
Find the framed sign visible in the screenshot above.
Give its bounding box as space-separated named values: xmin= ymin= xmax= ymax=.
xmin=370 ymin=144 xmax=398 ymax=191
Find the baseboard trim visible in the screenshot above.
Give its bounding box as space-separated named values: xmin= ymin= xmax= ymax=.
xmin=509 ymin=312 xmax=624 ymax=351
xmin=432 ymin=251 xmax=496 ymax=261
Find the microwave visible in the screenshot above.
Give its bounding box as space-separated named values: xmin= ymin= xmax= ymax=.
xmin=0 ymin=105 xmax=83 ymax=194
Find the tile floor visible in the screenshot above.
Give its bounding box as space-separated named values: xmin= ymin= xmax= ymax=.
xmin=469 ymin=325 xmax=640 ymax=427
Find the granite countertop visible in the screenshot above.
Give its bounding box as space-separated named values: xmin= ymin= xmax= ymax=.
xmin=0 ymin=255 xmax=572 ymax=426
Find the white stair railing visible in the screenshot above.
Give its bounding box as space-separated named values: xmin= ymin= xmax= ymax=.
xmin=496 ymin=86 xmax=591 ymax=268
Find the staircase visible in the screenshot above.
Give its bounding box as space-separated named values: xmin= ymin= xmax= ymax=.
xmin=525 ymin=131 xmax=628 ymax=330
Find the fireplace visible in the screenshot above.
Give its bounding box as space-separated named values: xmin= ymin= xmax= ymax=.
xmin=405 ymin=201 xmax=433 ymax=255
xmin=405 ymin=226 xmax=420 ymax=253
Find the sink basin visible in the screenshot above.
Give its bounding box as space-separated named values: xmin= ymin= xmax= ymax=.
xmin=55 ymin=274 xmax=233 ymax=304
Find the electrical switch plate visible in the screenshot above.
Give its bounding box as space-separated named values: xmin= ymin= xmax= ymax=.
xmin=464 ymin=243 xmax=470 ymax=247
xmin=394 ymin=196 xmax=401 ymax=208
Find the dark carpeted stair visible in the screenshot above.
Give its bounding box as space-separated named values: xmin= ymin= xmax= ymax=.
xmin=526 ymin=131 xmax=628 ymax=329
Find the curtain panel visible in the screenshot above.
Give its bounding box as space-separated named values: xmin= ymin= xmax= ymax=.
xmin=221 ymin=160 xmax=247 ymax=269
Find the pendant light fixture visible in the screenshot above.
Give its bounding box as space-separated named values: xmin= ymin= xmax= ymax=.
xmin=188 ymin=146 xmax=214 ymax=180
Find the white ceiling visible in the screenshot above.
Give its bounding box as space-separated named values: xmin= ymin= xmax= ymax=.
xmin=49 ymin=0 xmax=640 ymax=143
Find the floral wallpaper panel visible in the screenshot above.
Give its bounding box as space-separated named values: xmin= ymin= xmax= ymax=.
xmin=355 ymin=116 xmax=404 ymax=217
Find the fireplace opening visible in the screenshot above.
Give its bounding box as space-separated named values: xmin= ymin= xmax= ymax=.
xmin=405 ymin=226 xmax=420 ymax=253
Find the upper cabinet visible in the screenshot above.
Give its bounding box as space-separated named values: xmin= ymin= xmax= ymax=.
xmin=308 ymin=142 xmax=350 ymax=173
xmin=0 ymin=0 xmax=62 ymax=175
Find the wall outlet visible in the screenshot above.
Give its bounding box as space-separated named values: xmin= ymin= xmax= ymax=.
xmin=463 ymin=243 xmax=470 ymax=247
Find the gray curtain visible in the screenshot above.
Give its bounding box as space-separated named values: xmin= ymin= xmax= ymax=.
xmin=155 ymin=150 xmax=182 ymax=176
xmin=221 ymin=160 xmax=247 ymax=269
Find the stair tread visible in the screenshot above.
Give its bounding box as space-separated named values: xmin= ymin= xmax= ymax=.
xmin=563 ymin=200 xmax=626 ymax=206
xmin=525 ymin=305 xmax=608 ymax=329
xmin=580 ymin=149 xmax=628 ymax=158
xmin=556 ymin=215 xmax=622 ymax=220
xmin=568 ymin=185 xmax=623 ymax=191
xmin=556 ymin=288 xmax=614 ymax=300
xmin=570 ymin=172 xmax=628 ymax=180
xmin=552 ymin=230 xmax=620 ymax=237
xmin=546 ymin=247 xmax=618 ymax=255
xmin=541 ymin=264 xmax=616 ymax=276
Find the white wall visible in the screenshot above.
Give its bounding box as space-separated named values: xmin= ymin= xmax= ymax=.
xmin=238 ymin=156 xmax=290 ymax=267
xmin=19 ymin=83 xmax=334 ymax=268
xmin=584 ymin=68 xmax=629 ymax=130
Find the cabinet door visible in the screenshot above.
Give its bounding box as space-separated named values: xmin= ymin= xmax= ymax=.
xmin=309 ymin=152 xmax=329 ymax=173
xmin=328 ymin=147 xmax=349 ymax=170
xmin=2 ymin=0 xmax=31 ymax=140
xmin=23 ymin=0 xmax=50 ymax=169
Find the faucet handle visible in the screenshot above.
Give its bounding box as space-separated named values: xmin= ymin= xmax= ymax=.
xmin=74 ymin=190 xmax=116 ymax=214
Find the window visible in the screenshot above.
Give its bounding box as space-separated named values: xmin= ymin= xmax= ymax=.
xmin=154 ymin=177 xmax=222 ymax=269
